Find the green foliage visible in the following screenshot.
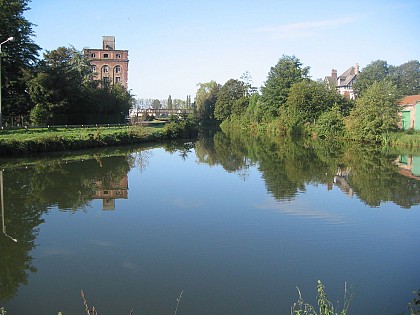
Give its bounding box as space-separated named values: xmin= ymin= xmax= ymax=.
xmin=194 ymin=81 xmax=220 ymax=121
xmin=291 ymin=281 xmax=350 ymax=315
xmin=0 ymin=0 xmax=41 ymax=117
xmin=409 ymin=290 xmax=420 ymax=315
xmin=386 ymin=130 xmax=420 ymax=148
xmin=29 ymin=103 xmax=52 ymax=125
xmin=214 ymin=79 xmax=249 ymax=121
xmin=260 ymin=55 xmax=310 ymax=117
xmin=152 ymin=99 xmax=161 ymax=109
xmin=353 ymin=60 xmax=390 ymax=97
xmin=345 ymin=80 xmax=400 ymax=142
xmin=167 ymin=94 xmax=173 ymax=109
xmin=278 ymin=80 xmax=346 ymax=135
xmin=392 ymin=60 xmax=420 ymax=96
xmin=315 ymin=105 xmax=345 ymax=139
xmin=26 ymin=46 xmax=133 ymax=125
xmin=353 ymin=59 xmax=419 ymax=98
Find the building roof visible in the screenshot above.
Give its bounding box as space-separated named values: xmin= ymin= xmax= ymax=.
xmin=325 ymin=76 xmax=337 ymax=87
xmin=399 ymin=95 xmax=420 ymax=105
xmin=337 ymin=66 xmax=357 ymax=87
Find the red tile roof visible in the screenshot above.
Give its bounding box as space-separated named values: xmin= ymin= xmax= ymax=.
xmin=399 ymin=95 xmax=420 ymax=105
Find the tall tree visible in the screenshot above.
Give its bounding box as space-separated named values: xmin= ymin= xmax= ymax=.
xmin=352 ymin=60 xmax=391 ymax=97
xmin=260 ymin=55 xmax=310 ymax=118
xmin=167 ymin=95 xmax=173 ymax=109
xmin=27 ymin=47 xmax=92 ymax=124
xmin=152 ymin=99 xmax=161 ymax=109
xmin=346 ymin=80 xmax=400 ymax=142
xmin=194 ymin=81 xmax=220 ymax=121
xmin=392 ymin=60 xmax=420 ymax=96
xmin=28 ymin=46 xmax=132 ymax=125
xmin=0 ymin=0 xmax=40 ymax=120
xmin=214 ymin=78 xmax=248 ymax=121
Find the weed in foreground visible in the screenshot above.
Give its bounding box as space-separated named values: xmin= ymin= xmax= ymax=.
xmin=291 ymin=280 xmax=351 ymax=315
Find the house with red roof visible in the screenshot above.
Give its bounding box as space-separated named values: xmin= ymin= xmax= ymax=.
xmin=398 ymin=95 xmax=420 ymax=130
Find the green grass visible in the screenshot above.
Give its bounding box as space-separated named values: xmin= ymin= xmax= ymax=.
xmin=0 ymin=122 xmax=196 ymax=156
xmin=386 ymin=130 xmax=420 ymax=148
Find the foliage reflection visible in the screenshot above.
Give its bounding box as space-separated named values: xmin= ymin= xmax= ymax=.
xmin=195 ymin=129 xmax=420 ymax=208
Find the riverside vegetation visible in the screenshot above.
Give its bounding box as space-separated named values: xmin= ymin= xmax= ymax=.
xmin=0 ymin=119 xmax=197 ymax=156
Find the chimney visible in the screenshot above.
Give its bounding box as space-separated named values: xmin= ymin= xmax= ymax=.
xmin=331 ymin=69 xmax=337 ymax=80
xmin=355 ymin=63 xmax=360 ymax=74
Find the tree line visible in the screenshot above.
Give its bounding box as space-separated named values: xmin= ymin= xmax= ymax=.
xmin=135 ymin=95 xmax=193 ymax=110
xmin=1 ymin=0 xmax=133 ymax=126
xmin=192 ymin=55 xmax=420 ymax=142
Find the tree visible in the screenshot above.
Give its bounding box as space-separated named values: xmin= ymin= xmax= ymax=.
xmin=352 ymin=60 xmax=391 ymax=97
xmin=345 ymin=80 xmax=400 ymax=142
xmin=194 ymin=81 xmax=220 ymax=121
xmin=152 ymin=99 xmax=161 ymax=109
xmin=392 ymin=60 xmax=420 ymax=96
xmin=186 ymin=95 xmax=192 ymax=109
xmin=214 ymin=79 xmax=248 ymax=121
xmin=260 ymin=55 xmax=310 ymax=118
xmin=0 ymin=0 xmax=40 ymax=120
xmin=282 ymin=80 xmax=345 ymax=124
xmin=27 ymin=46 xmax=133 ymax=125
xmin=27 ymin=47 xmax=92 ymax=124
xmin=167 ymin=95 xmax=173 ymax=109
xmin=315 ymin=105 xmax=345 ymax=139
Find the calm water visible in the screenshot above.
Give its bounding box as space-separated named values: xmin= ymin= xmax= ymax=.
xmin=1 ymin=132 xmax=419 ymax=314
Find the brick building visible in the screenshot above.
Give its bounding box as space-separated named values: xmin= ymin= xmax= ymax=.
xmin=84 ymin=36 xmax=129 ymax=89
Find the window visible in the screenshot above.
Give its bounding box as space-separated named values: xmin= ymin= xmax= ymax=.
xmin=91 ymin=53 xmax=96 ymax=58
xmin=103 ymin=66 xmax=109 ymax=73
xmin=116 ymin=53 xmax=121 ymax=58
xmin=115 ymin=77 xmax=121 ymax=83
xmin=103 ymin=77 xmax=109 ymax=84
xmin=103 ymin=53 xmax=109 ymax=58
xmin=92 ymin=65 xmax=96 ymax=72
xmin=115 ymin=66 xmax=121 ymax=73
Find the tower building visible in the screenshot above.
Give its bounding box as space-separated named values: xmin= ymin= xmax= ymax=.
xmin=84 ymin=36 xmax=129 ymax=89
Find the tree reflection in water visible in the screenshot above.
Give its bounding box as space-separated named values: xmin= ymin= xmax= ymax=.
xmin=0 ymin=134 xmax=419 ymax=305
xmin=195 ymin=129 xmax=420 ymax=208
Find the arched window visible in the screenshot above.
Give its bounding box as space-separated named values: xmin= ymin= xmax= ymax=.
xmin=103 ymin=66 xmax=109 ymax=73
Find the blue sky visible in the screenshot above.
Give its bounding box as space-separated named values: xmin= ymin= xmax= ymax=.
xmin=25 ymin=0 xmax=420 ymax=100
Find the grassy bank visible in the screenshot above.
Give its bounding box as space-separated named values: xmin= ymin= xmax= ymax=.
xmin=0 ymin=121 xmax=197 ymax=156
xmin=220 ymin=118 xmax=420 ymax=150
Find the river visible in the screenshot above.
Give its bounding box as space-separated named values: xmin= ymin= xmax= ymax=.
xmin=1 ymin=131 xmax=419 ymax=314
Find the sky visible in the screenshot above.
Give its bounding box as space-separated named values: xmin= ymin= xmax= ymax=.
xmin=24 ymin=0 xmax=420 ymax=100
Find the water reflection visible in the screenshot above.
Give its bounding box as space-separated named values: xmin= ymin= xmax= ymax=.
xmin=195 ymin=129 xmax=420 ymax=208
xmin=0 ymin=134 xmax=419 ymax=310
xmin=0 ymin=143 xmax=196 ymax=303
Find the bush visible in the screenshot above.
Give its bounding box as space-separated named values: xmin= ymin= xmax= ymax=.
xmin=315 ymin=106 xmax=345 ymax=139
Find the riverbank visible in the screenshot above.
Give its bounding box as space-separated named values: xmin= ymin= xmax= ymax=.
xmin=0 ymin=120 xmax=197 ymax=156
xmin=220 ymin=119 xmax=420 ymax=150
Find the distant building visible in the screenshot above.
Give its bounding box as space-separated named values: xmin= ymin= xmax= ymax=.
xmin=398 ymin=94 xmax=420 ymax=130
xmin=325 ymin=64 xmax=359 ymax=99
xmin=84 ymin=36 xmax=129 ymax=89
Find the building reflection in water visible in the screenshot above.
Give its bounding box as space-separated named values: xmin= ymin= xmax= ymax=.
xmin=395 ymin=155 xmax=420 ymax=180
xmin=91 ymin=175 xmax=128 ymax=210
